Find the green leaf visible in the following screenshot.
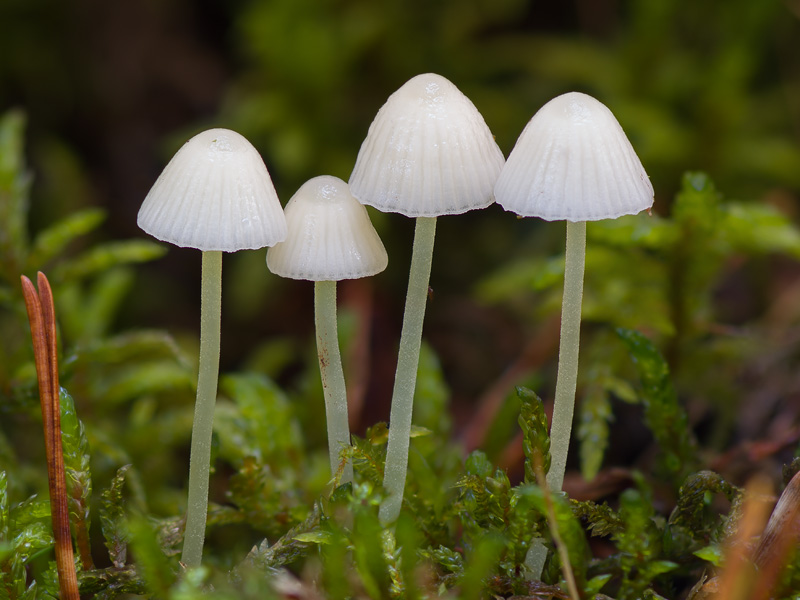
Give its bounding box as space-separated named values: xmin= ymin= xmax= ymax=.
xmin=27 ymin=208 xmax=106 ymax=270
xmin=99 ymin=465 xmax=131 ymax=568
xmin=60 ymin=389 xmax=92 ymax=511
xmin=9 ymin=495 xmax=51 ymax=529
xmin=216 ymin=372 xmax=303 ymax=465
xmin=58 ymin=267 xmax=136 ymax=341
xmin=0 ymin=471 xmax=7 ymax=542
xmin=464 ymin=450 xmax=493 ymax=479
xmin=10 ymin=519 xmax=54 ymax=564
xmin=517 ymin=485 xmax=590 ymax=589
xmin=570 ymin=498 xmax=625 ymax=539
xmin=694 ymin=544 xmax=724 ymax=566
xmin=616 ymin=328 xmax=697 ymax=482
xmin=517 ymin=386 xmax=551 ymax=483
xmin=59 ymin=388 xmax=92 ymax=570
xmin=350 ymin=431 xmax=386 ymax=486
xmin=611 ymin=485 xmax=677 ymax=598
xmin=577 ymin=381 xmax=612 ymax=481
xmin=351 ymin=506 xmax=391 ymax=599
xmin=0 ymin=472 xmax=13 ymax=596
xmin=238 ymin=504 xmax=321 ymax=573
xmin=672 ymin=172 xmax=721 ymax=232
xmin=74 ymin=330 xmax=190 ymax=368
xmin=127 ymin=517 xmax=176 ymax=596
xmin=394 ymin=511 xmax=423 ymax=598
xmin=412 ymin=342 xmax=451 ymax=437
xmin=476 ymin=254 xmax=565 ymax=304
xmin=52 ymin=239 xmax=167 ymax=281
xmin=585 ymin=573 xmax=613 ymax=595
xmin=642 ymin=589 xmax=672 ymax=600
xmin=670 ymin=470 xmax=741 ymax=539
xmin=587 ymin=213 xmax=678 ymax=251
xmin=409 ymin=425 xmax=432 ymax=438
xmin=293 ymin=530 xmax=334 ymax=545
xmin=102 ymin=361 xmax=195 ymax=405
xmin=720 ymin=201 xmax=800 ymax=258
xmin=420 ymin=545 xmax=463 ymax=575
xmin=458 ymin=532 xmax=506 ymax=600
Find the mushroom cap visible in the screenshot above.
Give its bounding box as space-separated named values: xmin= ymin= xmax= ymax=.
xmin=138 ymin=128 xmax=288 ymax=251
xmin=349 ymin=73 xmax=505 ymax=218
xmin=494 ymin=92 xmax=654 ymax=222
xmin=266 ymin=176 xmax=388 ymax=281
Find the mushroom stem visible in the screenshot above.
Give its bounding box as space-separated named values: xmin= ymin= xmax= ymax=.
xmin=380 ymin=216 xmax=437 ymax=525
xmin=182 ymin=249 xmax=223 ymax=569
xmin=524 ymin=220 xmax=586 ymax=579
xmin=314 ymin=280 xmax=354 ymax=486
xmin=547 ymin=219 xmax=586 ymax=493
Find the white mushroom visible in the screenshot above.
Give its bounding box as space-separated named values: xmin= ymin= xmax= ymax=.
xmin=138 ymin=128 xmax=286 ymax=569
xmin=494 ymin=91 xmax=653 ymax=578
xmin=267 ymin=176 xmax=387 ymax=486
xmin=349 ymin=73 xmax=505 ymax=524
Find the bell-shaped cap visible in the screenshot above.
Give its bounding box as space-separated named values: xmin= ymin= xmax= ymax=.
xmin=138 ymin=128 xmax=288 ymax=251
xmin=494 ymin=92 xmax=654 ymax=222
xmin=266 ymin=176 xmax=388 ymax=281
xmin=349 ymin=73 xmax=505 ymax=218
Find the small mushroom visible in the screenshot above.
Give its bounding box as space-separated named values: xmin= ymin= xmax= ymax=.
xmin=138 ymin=128 xmax=287 ymax=569
xmin=349 ymin=73 xmax=505 ymax=524
xmin=267 ymin=175 xmax=387 ymax=486
xmin=494 ymin=91 xmax=653 ymax=577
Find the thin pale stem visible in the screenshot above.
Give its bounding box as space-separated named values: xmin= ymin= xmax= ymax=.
xmin=314 ymin=280 xmax=354 ymax=486
xmin=525 ymin=220 xmax=587 ymax=580
xmin=535 ymin=457 xmax=580 ymax=600
xmin=182 ymin=250 xmax=223 ymax=569
xmin=547 ymin=220 xmax=586 ymax=493
xmin=380 ymin=216 xmax=437 ymax=525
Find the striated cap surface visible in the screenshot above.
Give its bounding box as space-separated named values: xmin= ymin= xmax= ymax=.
xmin=349 ymin=73 xmax=505 ymax=217
xmin=138 ymin=128 xmax=287 ymax=251
xmin=494 ymin=92 xmax=654 ymax=222
xmin=267 ymin=176 xmax=388 ymax=281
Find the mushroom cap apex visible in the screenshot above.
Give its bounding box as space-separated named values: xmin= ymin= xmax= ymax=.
xmin=138 ymin=128 xmax=287 ymax=251
xmin=349 ymin=73 xmax=505 ymax=218
xmin=267 ymin=175 xmax=388 ymax=281
xmin=495 ymin=92 xmax=654 ymax=222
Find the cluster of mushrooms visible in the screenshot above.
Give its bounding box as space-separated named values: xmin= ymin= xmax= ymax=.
xmin=137 ymin=73 xmax=654 ymax=571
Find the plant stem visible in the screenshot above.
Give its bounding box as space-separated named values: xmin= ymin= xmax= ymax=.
xmin=182 ymin=250 xmax=222 ymax=569
xmin=547 ymin=220 xmax=586 ymax=493
xmin=314 ymin=280 xmax=354 ymax=486
xmin=379 ymin=216 xmax=437 ymax=525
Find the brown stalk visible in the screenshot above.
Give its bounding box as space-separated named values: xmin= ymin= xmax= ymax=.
xmin=750 ymin=470 xmax=800 ymax=600
xmin=712 ymin=474 xmax=772 ymax=600
xmin=21 ymin=273 xmax=80 ymax=600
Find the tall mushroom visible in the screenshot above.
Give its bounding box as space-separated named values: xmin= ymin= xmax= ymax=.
xmin=494 ymin=91 xmax=653 ymax=575
xmin=267 ymin=175 xmax=387 ymax=486
xmin=349 ymin=73 xmax=505 ymax=524
xmin=138 ymin=128 xmax=287 ymax=569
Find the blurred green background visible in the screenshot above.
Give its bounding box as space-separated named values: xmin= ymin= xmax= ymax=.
xmin=1 ymin=0 xmax=799 ymax=433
